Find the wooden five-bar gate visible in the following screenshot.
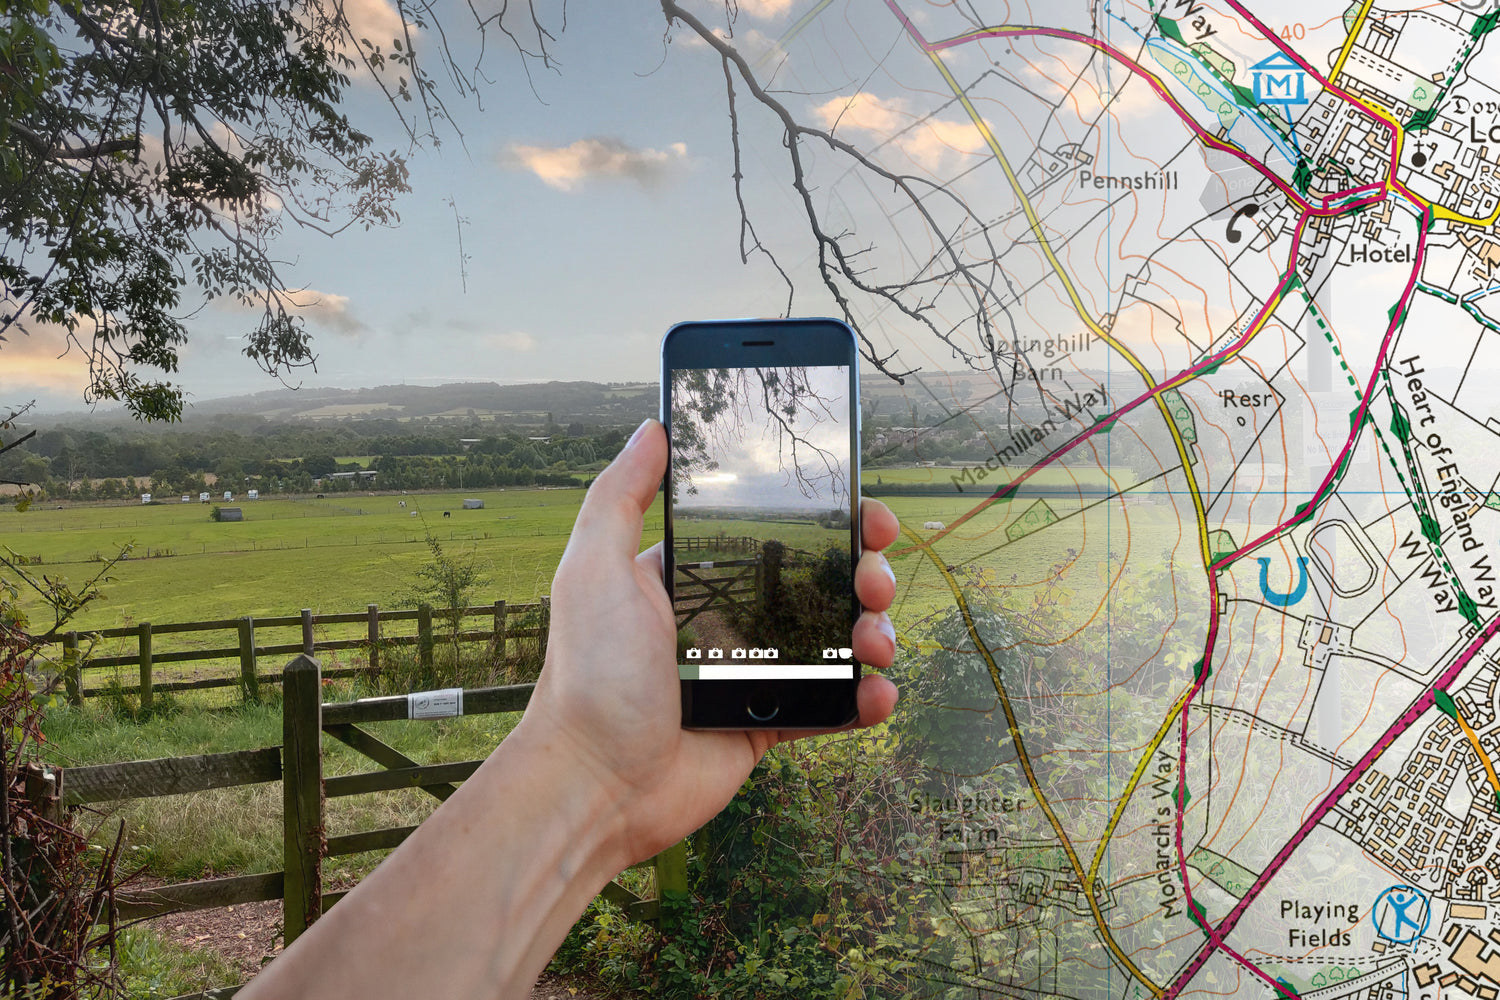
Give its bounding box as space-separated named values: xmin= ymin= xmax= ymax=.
xmin=49 ymin=655 xmax=686 ymax=999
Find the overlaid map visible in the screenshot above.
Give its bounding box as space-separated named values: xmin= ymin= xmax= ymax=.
xmin=667 ymin=0 xmax=1500 ymax=995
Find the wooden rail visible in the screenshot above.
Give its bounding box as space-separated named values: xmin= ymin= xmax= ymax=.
xmin=48 ymin=655 xmax=687 ymax=1000
xmin=672 ymin=535 xmax=760 ymax=553
xmin=54 ymin=598 xmax=551 ymax=707
xmin=673 ymin=559 xmax=759 ymax=628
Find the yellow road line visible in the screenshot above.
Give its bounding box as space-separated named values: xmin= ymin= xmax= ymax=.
xmin=922 ymin=49 xmax=1215 ymax=572
xmin=913 ymin=43 xmax=1258 ymax=991
xmin=1087 ymin=687 xmax=1194 ymax=884
xmin=902 ymin=524 xmax=1165 ymax=996
xmin=1329 ymin=0 xmax=1375 ymax=85
xmin=758 ymin=0 xmax=836 ymax=68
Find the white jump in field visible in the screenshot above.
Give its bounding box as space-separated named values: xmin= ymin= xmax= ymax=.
xmin=923 ymin=521 xmax=945 ymax=530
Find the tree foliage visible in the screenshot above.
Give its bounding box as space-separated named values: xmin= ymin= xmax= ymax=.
xmin=1 ymin=0 xmax=559 ymax=420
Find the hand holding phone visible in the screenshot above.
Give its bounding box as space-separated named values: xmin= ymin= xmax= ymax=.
xmin=662 ymin=318 xmax=866 ymax=729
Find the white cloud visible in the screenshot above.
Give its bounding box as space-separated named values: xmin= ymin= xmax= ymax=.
xmin=296 ymin=0 xmax=415 ymax=82
xmin=736 ymin=0 xmax=793 ymax=19
xmin=812 ymin=92 xmax=986 ymax=171
xmin=484 ymin=331 xmax=537 ymax=352
xmin=343 ymin=0 xmax=408 ymax=49
xmin=500 ymin=138 xmax=690 ymax=191
xmin=678 ymin=23 xmax=776 ymax=54
xmin=217 ymin=288 xmax=365 ymax=337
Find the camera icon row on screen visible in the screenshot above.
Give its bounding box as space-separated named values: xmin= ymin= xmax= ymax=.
xmin=823 ymin=647 xmax=854 ymax=659
xmin=684 ymin=648 xmax=780 ymax=659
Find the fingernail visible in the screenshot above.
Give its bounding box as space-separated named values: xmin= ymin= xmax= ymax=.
xmin=625 ymin=419 xmax=653 ymax=450
xmin=878 ymin=615 xmax=896 ymax=647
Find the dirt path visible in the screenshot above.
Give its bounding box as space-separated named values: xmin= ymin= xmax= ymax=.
xmin=684 ymin=607 xmax=753 ymax=655
xmin=145 ymin=900 xmax=613 ymax=997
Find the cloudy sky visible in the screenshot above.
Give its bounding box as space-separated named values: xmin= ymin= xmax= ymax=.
xmin=8 ymin=1 xmax=859 ymax=414
xmin=675 ymin=365 xmax=852 ymax=513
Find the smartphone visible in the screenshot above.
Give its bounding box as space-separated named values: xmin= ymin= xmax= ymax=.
xmin=661 ymin=318 xmax=862 ymax=729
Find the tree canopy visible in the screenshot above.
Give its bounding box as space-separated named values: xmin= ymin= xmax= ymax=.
xmin=1 ymin=0 xmax=555 ymax=420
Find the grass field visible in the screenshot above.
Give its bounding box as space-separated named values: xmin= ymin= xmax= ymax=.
xmin=4 ymin=487 xmax=632 ymax=630
xmin=4 ymin=464 xmax=1168 ymax=639
xmin=22 ymin=460 xmax=1202 ymax=990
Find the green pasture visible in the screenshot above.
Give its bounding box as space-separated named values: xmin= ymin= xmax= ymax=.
xmin=671 ymin=514 xmax=848 ymax=558
xmin=860 ymin=464 xmax=1122 ymax=488
xmin=3 ymin=488 xmax=642 ymax=631
xmin=878 ymin=489 xmax=1189 ymax=629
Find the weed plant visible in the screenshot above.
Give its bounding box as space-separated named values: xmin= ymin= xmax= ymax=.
xmin=117 ymin=926 xmax=238 ymax=997
xmin=551 ymin=733 xmax=953 ymax=999
xmin=369 ymin=630 xmax=545 ymax=695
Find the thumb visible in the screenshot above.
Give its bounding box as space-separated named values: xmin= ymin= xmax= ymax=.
xmin=567 ymin=419 xmax=667 ymax=563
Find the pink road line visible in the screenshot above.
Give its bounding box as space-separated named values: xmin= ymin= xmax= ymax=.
xmin=1323 ymin=180 xmax=1386 ymax=209
xmin=1166 ymin=214 xmax=1434 ymax=999
xmin=1217 ymin=0 xmax=1447 ymax=217
xmin=1165 ymin=609 xmax=1500 ymax=998
xmin=1215 ymin=206 xmax=1430 ymax=570
xmin=886 ymin=213 xmax=1307 ymax=560
xmin=881 ymin=5 xmax=1438 ymax=991
xmin=1218 ymin=0 xmax=1402 ymax=163
xmin=880 ymin=3 xmax=1377 ymax=215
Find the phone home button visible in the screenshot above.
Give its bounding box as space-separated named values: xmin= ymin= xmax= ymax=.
xmin=746 ymin=693 xmax=780 ymax=722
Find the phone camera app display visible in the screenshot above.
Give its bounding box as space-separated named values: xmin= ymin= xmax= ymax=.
xmin=669 ymin=365 xmax=857 ymax=681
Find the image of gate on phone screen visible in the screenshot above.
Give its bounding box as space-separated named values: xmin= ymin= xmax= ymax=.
xmin=670 ymin=365 xmax=857 ymax=681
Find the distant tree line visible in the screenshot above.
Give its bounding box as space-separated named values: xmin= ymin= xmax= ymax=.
xmin=0 ymin=420 xmax=631 ymax=501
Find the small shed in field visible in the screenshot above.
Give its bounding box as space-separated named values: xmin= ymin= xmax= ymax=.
xmin=218 ymin=507 xmax=244 ymax=522
xmin=462 ymin=498 xmax=484 ymax=510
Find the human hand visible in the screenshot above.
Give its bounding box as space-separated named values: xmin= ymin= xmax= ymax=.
xmin=518 ymin=418 xmax=900 ymax=867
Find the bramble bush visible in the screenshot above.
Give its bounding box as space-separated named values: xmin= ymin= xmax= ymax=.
xmin=552 ymin=736 xmax=959 ymax=998
xmin=0 ymin=589 xmax=124 ymax=996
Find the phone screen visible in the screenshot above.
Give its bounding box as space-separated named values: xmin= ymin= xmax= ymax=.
xmin=668 ymin=364 xmax=858 ymax=682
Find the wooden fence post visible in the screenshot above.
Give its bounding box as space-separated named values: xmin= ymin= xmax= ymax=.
xmin=758 ymin=540 xmax=784 ymax=615
xmin=138 ymin=622 xmax=153 ymax=711
xmin=63 ymin=631 xmax=81 ymax=707
xmin=301 ymin=608 xmax=315 ymax=656
xmin=492 ymin=599 xmax=507 ymax=671
xmin=417 ymin=604 xmax=434 ymax=671
xmin=239 ymin=617 xmax=259 ymax=703
xmin=654 ymin=840 xmax=688 ymax=898
xmin=23 ymin=764 xmax=63 ymax=827
xmin=282 ymin=654 xmax=324 ymax=944
xmin=539 ymin=595 xmax=551 ymax=660
xmin=366 ymin=603 xmax=380 ymax=676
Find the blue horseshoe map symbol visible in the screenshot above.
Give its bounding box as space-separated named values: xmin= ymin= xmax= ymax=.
xmin=1258 ymin=557 xmax=1310 ymax=607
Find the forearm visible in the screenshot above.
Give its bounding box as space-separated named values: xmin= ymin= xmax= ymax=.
xmin=239 ymin=717 xmax=629 ymax=1000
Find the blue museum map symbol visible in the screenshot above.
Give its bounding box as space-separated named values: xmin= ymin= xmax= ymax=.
xmin=1250 ymin=53 xmax=1309 ymax=107
xmin=1372 ymin=885 xmax=1430 ymax=943
xmin=1257 ymin=556 xmax=1310 ymax=607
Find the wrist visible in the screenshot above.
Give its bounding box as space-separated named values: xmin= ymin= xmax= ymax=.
xmin=499 ymin=713 xmax=636 ymax=876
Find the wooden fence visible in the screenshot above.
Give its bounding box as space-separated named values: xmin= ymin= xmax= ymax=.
xmin=46 ymin=654 xmax=686 ymax=1000
xmin=672 ymin=535 xmax=760 ymax=554
xmin=55 ymin=599 xmax=551 ymax=709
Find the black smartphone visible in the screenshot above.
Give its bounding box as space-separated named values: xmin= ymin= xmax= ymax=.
xmin=661 ymin=318 xmax=862 ymax=730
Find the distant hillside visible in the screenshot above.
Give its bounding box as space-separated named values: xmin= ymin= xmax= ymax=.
xmin=184 ymin=380 xmax=660 ymax=425
xmin=36 ymin=368 xmax=1014 ymax=428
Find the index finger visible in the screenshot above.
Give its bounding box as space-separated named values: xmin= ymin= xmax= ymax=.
xmin=860 ymin=497 xmax=899 ymax=552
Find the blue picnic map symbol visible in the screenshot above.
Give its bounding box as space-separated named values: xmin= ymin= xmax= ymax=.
xmin=1257 ymin=556 xmax=1310 ymax=606
xmin=1372 ymin=885 xmax=1430 ymax=943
